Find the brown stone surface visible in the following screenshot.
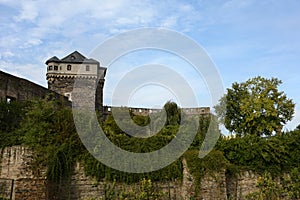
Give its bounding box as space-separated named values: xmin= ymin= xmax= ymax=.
xmin=0 ymin=70 xmax=69 ymax=104
xmin=198 ymin=170 xmax=227 ymax=200
xmin=0 ymin=71 xmax=49 ymax=102
xmin=14 ymin=178 xmax=47 ymax=200
xmin=236 ymin=171 xmax=260 ymax=200
xmin=0 ymin=146 xmax=34 ymax=180
xmin=0 ymin=145 xmax=268 ymax=200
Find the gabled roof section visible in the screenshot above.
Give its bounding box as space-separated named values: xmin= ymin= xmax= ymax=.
xmin=61 ymin=51 xmax=86 ymax=63
xmin=45 ymin=51 xmax=100 ymax=65
xmin=45 ymin=56 xmax=60 ymax=64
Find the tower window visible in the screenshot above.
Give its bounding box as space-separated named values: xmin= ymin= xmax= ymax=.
xmin=49 ymin=66 xmax=53 ymax=70
xmin=86 ymin=65 xmax=90 ymax=71
xmin=67 ymin=65 xmax=72 ymax=71
xmin=54 ymin=65 xmax=58 ymax=70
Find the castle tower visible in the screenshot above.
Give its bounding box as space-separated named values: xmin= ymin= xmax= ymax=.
xmin=46 ymin=51 xmax=106 ymax=112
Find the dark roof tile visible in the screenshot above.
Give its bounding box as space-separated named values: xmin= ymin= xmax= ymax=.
xmin=45 ymin=56 xmax=60 ymax=64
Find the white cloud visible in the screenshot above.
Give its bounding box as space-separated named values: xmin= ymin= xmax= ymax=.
xmin=160 ymin=16 xmax=178 ymax=28
xmin=0 ymin=0 xmax=300 ymax=111
xmin=0 ymin=60 xmax=47 ymax=86
xmin=20 ymin=38 xmax=42 ymax=49
xmin=0 ymin=51 xmax=14 ymax=59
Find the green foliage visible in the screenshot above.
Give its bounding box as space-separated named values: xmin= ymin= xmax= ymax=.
xmin=20 ymin=98 xmax=82 ymax=182
xmin=282 ymin=167 xmax=300 ymax=199
xmin=1 ymin=92 xmax=300 ymax=199
xmin=183 ymin=149 xmax=229 ymax=191
xmin=216 ymin=134 xmax=294 ymax=175
xmin=83 ymin=149 xmax=183 ymax=184
xmin=246 ymin=167 xmax=300 ymax=200
xmin=0 ymin=100 xmax=28 ymax=147
xmin=255 ymin=172 xmax=283 ymax=200
xmin=164 ymin=101 xmax=181 ymax=126
xmin=103 ymin=112 xmax=179 ymax=153
xmin=215 ymin=76 xmax=295 ymax=136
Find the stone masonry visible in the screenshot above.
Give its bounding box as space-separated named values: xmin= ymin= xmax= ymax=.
xmin=0 ymin=145 xmax=267 ymax=200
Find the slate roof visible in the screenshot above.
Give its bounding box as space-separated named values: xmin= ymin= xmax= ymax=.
xmin=45 ymin=51 xmax=99 ymax=65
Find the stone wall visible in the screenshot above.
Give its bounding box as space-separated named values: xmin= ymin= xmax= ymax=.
xmin=0 ymin=178 xmax=13 ymax=199
xmin=0 ymin=146 xmax=265 ymax=200
xmin=14 ymin=178 xmax=47 ymax=200
xmin=0 ymin=146 xmax=47 ymax=200
xmin=0 ymin=70 xmax=68 ymax=103
xmin=0 ymin=71 xmax=48 ymax=102
xmin=226 ymin=171 xmax=260 ymax=200
xmin=58 ymin=163 xmax=182 ymax=200
xmin=198 ymin=170 xmax=227 ymax=200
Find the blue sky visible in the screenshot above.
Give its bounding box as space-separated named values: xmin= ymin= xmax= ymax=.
xmin=0 ymin=0 xmax=300 ymax=132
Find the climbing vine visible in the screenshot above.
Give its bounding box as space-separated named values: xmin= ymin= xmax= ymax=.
xmin=1 ymin=97 xmax=300 ymax=199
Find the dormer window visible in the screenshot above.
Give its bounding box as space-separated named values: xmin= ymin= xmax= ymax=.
xmin=67 ymin=65 xmax=72 ymax=71
xmin=86 ymin=65 xmax=90 ymax=71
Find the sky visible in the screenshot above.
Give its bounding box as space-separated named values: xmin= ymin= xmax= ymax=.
xmin=0 ymin=0 xmax=300 ymax=132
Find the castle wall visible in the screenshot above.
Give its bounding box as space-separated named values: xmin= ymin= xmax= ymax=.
xmin=0 ymin=146 xmax=47 ymax=200
xmin=0 ymin=145 xmax=267 ymax=200
xmin=0 ymin=71 xmax=68 ymax=103
xmin=0 ymin=71 xmax=49 ymax=102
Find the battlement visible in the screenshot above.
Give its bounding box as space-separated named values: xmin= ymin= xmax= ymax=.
xmin=103 ymin=106 xmax=210 ymax=117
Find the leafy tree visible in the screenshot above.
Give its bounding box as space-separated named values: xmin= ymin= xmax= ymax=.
xmin=164 ymin=101 xmax=181 ymax=126
xmin=215 ymin=76 xmax=295 ymax=136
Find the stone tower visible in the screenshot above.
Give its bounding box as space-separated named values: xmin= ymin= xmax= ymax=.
xmin=46 ymin=51 xmax=106 ymax=112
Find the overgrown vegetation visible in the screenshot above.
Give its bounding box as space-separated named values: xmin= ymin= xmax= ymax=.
xmin=0 ymin=76 xmax=300 ymax=199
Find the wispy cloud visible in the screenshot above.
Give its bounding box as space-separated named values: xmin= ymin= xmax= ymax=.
xmin=1 ymin=0 xmax=300 ymax=131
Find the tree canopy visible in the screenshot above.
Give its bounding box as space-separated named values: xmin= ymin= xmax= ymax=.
xmin=214 ymin=76 xmax=295 ymax=136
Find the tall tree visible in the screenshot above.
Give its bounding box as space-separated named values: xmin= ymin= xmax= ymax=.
xmin=215 ymin=76 xmax=295 ymax=136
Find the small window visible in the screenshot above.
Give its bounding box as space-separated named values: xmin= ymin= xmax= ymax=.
xmin=48 ymin=66 xmax=53 ymax=70
xmin=59 ymin=66 xmax=62 ymax=70
xmin=86 ymin=65 xmax=90 ymax=71
xmin=67 ymin=65 xmax=72 ymax=71
xmin=54 ymin=65 xmax=58 ymax=70
xmin=71 ymin=55 xmax=75 ymax=60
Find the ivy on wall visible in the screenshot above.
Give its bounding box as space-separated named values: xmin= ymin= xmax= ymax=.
xmin=0 ymin=98 xmax=300 ymax=198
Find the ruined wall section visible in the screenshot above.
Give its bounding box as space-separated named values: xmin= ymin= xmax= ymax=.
xmin=0 ymin=70 xmax=68 ymax=103
xmin=0 ymin=71 xmax=48 ymax=102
